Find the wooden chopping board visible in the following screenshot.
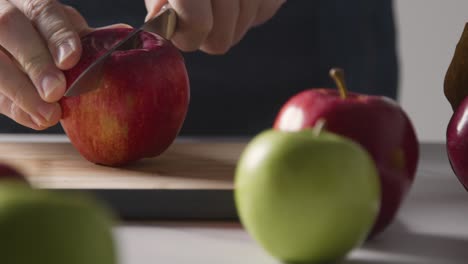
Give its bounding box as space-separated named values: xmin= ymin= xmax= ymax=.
xmin=0 ymin=135 xmax=247 ymax=220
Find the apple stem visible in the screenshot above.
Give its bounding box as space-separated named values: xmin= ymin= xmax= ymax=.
xmin=329 ymin=68 xmax=347 ymax=99
xmin=312 ymin=118 xmax=326 ymax=136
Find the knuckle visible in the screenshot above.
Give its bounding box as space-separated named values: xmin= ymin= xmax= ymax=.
xmin=195 ymin=17 xmax=213 ymax=36
xmin=9 ymin=83 xmax=27 ymax=108
xmin=0 ymin=94 xmax=9 ymax=112
xmin=20 ymin=53 xmax=48 ymax=79
xmin=0 ymin=93 xmax=20 ymax=121
xmin=0 ymin=4 xmax=20 ymax=28
xmin=61 ymin=4 xmax=77 ymax=14
xmin=62 ymin=4 xmax=88 ymax=31
xmin=48 ymin=26 xmax=73 ymax=46
xmin=8 ymin=101 xmax=22 ymax=121
xmin=172 ymin=14 xmax=213 ymax=52
xmin=23 ymin=0 xmax=54 ymax=21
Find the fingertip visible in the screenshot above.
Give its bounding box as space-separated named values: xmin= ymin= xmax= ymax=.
xmin=253 ymin=0 xmax=286 ymax=27
xmin=170 ymin=19 xmax=213 ymax=52
xmin=50 ymin=102 xmax=62 ymax=123
xmin=83 ymin=23 xmax=134 ymax=38
xmin=171 ymin=35 xmax=200 ymax=52
xmin=96 ymin=23 xmax=133 ymax=31
xmin=62 ymin=5 xmax=92 ymax=37
xmin=79 ymin=26 xmax=94 ymax=37
xmin=145 ymin=0 xmax=167 ymax=21
xmin=200 ymin=41 xmax=231 ymax=55
xmin=35 ymin=102 xmax=62 ymax=128
xmin=40 ymin=71 xmax=66 ymax=103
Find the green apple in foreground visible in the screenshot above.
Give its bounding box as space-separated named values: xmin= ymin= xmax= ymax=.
xmin=235 ymin=128 xmax=381 ymax=263
xmin=0 ymin=183 xmax=116 ymax=264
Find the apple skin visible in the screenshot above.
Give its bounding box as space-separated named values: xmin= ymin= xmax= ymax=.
xmin=274 ymin=89 xmax=419 ymax=237
xmin=60 ymin=28 xmax=190 ymax=166
xmin=0 ymin=184 xmax=116 ymax=264
xmin=0 ymin=163 xmax=27 ymax=183
xmin=235 ymin=129 xmax=380 ymax=263
xmin=447 ymin=96 xmax=468 ymax=190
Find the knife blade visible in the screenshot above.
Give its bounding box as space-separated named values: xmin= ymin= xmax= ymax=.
xmin=64 ymin=5 xmax=177 ymax=97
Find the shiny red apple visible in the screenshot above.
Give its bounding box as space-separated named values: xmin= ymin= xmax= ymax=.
xmin=273 ymin=68 xmax=419 ymax=238
xmin=60 ymin=28 xmax=190 ymax=166
xmin=447 ymin=95 xmax=468 ymax=190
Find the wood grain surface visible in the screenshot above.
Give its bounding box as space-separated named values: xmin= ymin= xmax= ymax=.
xmin=0 ymin=137 xmax=246 ymax=190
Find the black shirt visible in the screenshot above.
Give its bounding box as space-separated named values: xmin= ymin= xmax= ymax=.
xmin=0 ymin=0 xmax=397 ymax=136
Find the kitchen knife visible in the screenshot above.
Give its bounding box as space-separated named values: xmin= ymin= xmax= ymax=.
xmin=64 ymin=5 xmax=177 ymax=97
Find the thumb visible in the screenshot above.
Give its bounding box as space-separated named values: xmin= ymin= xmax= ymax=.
xmin=145 ymin=0 xmax=169 ymax=21
xmin=62 ymin=5 xmax=92 ymax=36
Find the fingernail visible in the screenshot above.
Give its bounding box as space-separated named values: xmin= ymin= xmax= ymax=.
xmin=57 ymin=40 xmax=76 ymax=65
xmin=145 ymin=13 xmax=151 ymax=22
xmin=41 ymin=73 xmax=65 ymax=99
xmin=30 ymin=114 xmax=44 ymax=128
xmin=37 ymin=103 xmax=57 ymax=123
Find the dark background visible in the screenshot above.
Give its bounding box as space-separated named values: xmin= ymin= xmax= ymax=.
xmin=0 ymin=0 xmax=398 ymax=136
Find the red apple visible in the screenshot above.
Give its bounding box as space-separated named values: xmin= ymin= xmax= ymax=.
xmin=60 ymin=28 xmax=190 ymax=166
xmin=447 ymin=95 xmax=468 ymax=190
xmin=273 ymin=68 xmax=419 ymax=238
xmin=0 ymin=163 xmax=27 ymax=183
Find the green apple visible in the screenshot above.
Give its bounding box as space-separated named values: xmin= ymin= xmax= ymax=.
xmin=235 ymin=128 xmax=381 ymax=263
xmin=0 ymin=183 xmax=116 ymax=264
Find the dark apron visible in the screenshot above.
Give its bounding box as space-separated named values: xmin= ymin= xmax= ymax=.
xmin=0 ymin=0 xmax=397 ymax=136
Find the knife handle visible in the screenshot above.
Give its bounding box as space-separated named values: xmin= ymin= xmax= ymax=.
xmin=142 ymin=4 xmax=177 ymax=40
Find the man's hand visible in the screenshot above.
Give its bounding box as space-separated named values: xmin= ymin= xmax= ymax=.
xmin=0 ymin=0 xmax=88 ymax=130
xmin=145 ymin=0 xmax=286 ymax=54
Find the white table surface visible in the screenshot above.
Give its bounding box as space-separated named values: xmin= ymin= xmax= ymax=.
xmin=2 ymin=135 xmax=467 ymax=264
xmin=115 ymin=143 xmax=468 ymax=264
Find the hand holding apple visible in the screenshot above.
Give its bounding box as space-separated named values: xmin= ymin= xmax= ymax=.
xmin=235 ymin=128 xmax=380 ymax=263
xmin=274 ymin=68 xmax=419 ymax=237
xmin=60 ymin=27 xmax=190 ymax=166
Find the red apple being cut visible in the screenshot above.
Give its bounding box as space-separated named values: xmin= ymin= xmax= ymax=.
xmin=60 ymin=28 xmax=190 ymax=166
xmin=447 ymin=95 xmax=468 ymax=190
xmin=273 ymin=68 xmax=419 ymax=238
